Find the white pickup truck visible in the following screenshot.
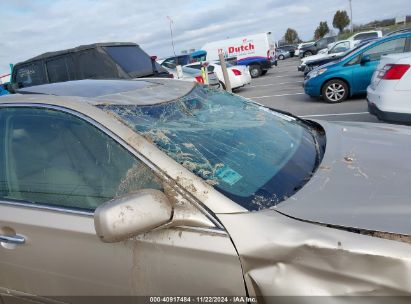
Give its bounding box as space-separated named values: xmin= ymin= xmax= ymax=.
xmin=298 ymin=39 xmax=358 ymax=73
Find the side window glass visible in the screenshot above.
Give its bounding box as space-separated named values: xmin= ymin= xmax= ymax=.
xmin=0 ymin=108 xmax=163 ymax=210
xmin=354 ymin=34 xmax=363 ymax=41
xmin=363 ymin=38 xmax=406 ymax=61
xmin=15 ymin=62 xmax=46 ymax=87
xmin=189 ymin=64 xmax=201 ymax=70
xmin=162 ymin=58 xmax=176 ymax=69
xmin=46 ymin=56 xmax=75 ymax=83
xmin=332 ymin=41 xmax=350 ymax=53
xmin=75 ymin=49 xmax=118 ymax=79
xmin=347 ymin=55 xmax=361 ymax=65
xmin=177 ymin=56 xmax=190 ymax=65
xmin=318 ymin=39 xmax=327 ymax=49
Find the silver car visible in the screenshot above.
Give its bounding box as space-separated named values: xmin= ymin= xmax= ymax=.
xmin=1 ymin=79 xmax=411 ymax=302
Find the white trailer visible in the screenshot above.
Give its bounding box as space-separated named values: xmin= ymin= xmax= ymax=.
xmin=202 ymin=32 xmax=276 ymax=78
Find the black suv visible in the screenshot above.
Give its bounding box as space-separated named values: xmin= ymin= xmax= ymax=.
xmin=9 ymin=42 xmax=170 ymax=90
xmin=299 ymin=36 xmax=337 ymax=58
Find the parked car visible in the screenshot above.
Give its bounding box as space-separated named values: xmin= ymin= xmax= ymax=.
xmin=158 ymin=50 xmax=207 ymax=69
xmin=298 ymin=36 xmax=337 ymax=58
xmin=7 ymin=43 xmax=171 ymax=90
xmin=298 ymin=39 xmax=355 ymax=72
xmin=348 ymin=30 xmax=383 ymax=42
xmin=202 ymin=32 xmax=276 ymax=78
xmin=185 ymin=61 xmax=251 ymax=90
xmin=385 ymin=28 xmax=411 ymax=36
xmin=2 ymin=79 xmax=411 ymax=300
xmin=276 ymin=45 xmax=296 ymax=57
xmin=294 ymin=42 xmax=314 ymax=56
xmin=161 ymin=64 xmax=220 ymax=88
xmin=301 ymin=39 xmax=378 ymax=76
xmin=367 ymin=52 xmax=411 ymax=123
xmin=158 ymin=54 xmax=192 ymax=67
xmin=304 ymin=32 xmax=411 ymax=103
xmin=275 ymin=49 xmax=291 ymax=60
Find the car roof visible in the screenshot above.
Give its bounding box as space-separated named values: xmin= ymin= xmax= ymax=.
xmin=1 ymin=79 xmax=195 ymax=106
xmin=343 ymin=32 xmax=411 ymax=60
xmin=13 ymin=42 xmax=140 ymax=67
xmin=385 ymin=28 xmax=411 ymax=36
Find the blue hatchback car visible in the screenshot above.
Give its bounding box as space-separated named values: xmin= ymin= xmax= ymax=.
xmin=304 ymin=33 xmax=411 ymax=103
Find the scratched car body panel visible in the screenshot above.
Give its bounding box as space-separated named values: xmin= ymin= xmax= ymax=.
xmin=0 ymin=79 xmax=411 ymax=302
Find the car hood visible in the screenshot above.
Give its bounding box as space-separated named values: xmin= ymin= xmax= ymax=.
xmin=276 ymin=120 xmax=411 ymax=236
xmin=302 ymin=53 xmax=327 ymax=64
xmin=306 ymin=53 xmax=343 ymax=65
xmin=316 ymin=59 xmax=341 ymax=70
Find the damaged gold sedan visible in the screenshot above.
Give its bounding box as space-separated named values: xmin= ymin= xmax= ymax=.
xmin=1 ymin=79 xmax=411 ymax=303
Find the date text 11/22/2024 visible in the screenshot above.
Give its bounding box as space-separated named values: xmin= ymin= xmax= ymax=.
xmin=149 ymin=296 xmax=257 ymax=303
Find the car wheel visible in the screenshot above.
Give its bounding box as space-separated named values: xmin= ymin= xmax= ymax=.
xmin=279 ymin=55 xmax=284 ymax=60
xmin=322 ymin=79 xmax=349 ymax=103
xmin=303 ymin=51 xmax=313 ymax=57
xmin=249 ymin=65 xmax=262 ymax=78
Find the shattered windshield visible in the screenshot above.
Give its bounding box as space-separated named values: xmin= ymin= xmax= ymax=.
xmin=100 ymin=86 xmax=320 ymax=211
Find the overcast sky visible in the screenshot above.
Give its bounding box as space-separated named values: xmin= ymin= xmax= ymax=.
xmin=1 ymin=0 xmax=410 ymax=73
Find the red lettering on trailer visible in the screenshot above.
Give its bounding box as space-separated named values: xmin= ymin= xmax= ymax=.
xmin=227 ymin=43 xmax=255 ymax=54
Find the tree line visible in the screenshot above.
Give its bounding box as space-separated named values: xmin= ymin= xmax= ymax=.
xmin=283 ymin=10 xmax=350 ymax=44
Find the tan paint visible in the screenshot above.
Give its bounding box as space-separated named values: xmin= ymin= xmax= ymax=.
xmin=219 ymin=210 xmax=411 ymax=298
xmin=0 ymin=203 xmax=246 ymax=297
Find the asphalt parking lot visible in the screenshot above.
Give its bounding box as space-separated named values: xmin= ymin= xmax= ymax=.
xmin=237 ymin=57 xmax=380 ymax=123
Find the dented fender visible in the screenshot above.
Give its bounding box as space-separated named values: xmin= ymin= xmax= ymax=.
xmin=218 ymin=210 xmax=411 ymax=299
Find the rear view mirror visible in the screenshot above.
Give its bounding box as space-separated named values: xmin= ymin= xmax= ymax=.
xmin=361 ymin=55 xmax=371 ymax=65
xmin=94 ymin=189 xmax=172 ymax=243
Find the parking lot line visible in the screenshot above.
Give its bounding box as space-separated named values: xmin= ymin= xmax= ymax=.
xmin=250 ymin=93 xmax=304 ymax=99
xmin=250 ymin=81 xmax=304 ymax=88
xmin=300 ymin=112 xmax=369 ymax=118
xmin=264 ymin=74 xmax=297 ymax=78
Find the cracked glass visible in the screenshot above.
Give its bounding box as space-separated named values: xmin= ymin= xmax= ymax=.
xmin=101 ymin=86 xmax=319 ymax=211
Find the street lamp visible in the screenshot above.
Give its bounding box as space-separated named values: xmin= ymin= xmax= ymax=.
xmin=166 ymin=16 xmax=177 ymax=57
xmin=349 ymin=0 xmax=353 ymax=33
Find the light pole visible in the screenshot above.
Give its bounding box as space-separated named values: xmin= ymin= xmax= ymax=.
xmin=349 ymin=0 xmax=353 ymax=33
xmin=166 ymin=16 xmax=177 ymax=58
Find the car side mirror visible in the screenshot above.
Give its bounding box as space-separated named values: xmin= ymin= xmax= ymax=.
xmin=361 ymin=55 xmax=371 ymax=65
xmin=94 ymin=189 xmax=172 ymax=243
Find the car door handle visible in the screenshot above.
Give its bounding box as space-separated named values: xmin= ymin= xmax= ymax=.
xmin=0 ymin=234 xmax=26 ymax=245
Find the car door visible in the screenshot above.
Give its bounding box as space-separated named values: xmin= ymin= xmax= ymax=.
xmin=351 ymin=37 xmax=408 ymax=93
xmin=0 ymin=105 xmax=246 ymax=302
